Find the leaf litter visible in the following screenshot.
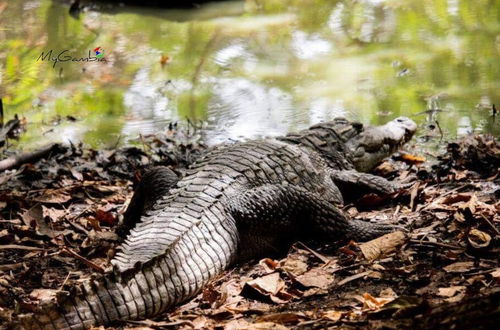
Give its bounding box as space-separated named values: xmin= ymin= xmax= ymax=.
xmin=0 ymin=130 xmax=498 ymax=329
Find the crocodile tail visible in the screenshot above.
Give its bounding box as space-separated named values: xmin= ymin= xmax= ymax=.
xmin=14 ymin=243 xmax=233 ymax=330
xmin=14 ymin=264 xmax=172 ymax=330
xmin=348 ymin=219 xmax=397 ymax=241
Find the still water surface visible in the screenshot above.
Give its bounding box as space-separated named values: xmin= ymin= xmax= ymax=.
xmin=0 ymin=0 xmax=498 ymax=149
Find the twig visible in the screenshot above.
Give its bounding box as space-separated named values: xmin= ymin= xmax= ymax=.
xmin=58 ymin=271 xmax=72 ymax=291
xmin=479 ymin=214 xmax=500 ymax=236
xmin=435 ymin=119 xmax=444 ymax=141
xmin=336 ymin=270 xmax=372 ymax=287
xmin=0 ymin=143 xmax=66 ymax=172
xmin=0 ymin=244 xmax=46 ymax=251
xmin=61 ymin=247 xmax=105 ymax=274
xmin=125 ymin=319 xmax=195 ymax=328
xmin=409 ymin=239 xmax=462 ymax=250
xmin=0 ymin=262 xmax=25 ymax=271
xmin=295 ymin=241 xmax=330 ymax=264
xmin=65 ymin=206 xmax=91 ymax=235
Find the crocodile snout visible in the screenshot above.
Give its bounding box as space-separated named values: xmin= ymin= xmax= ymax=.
xmin=394 ymin=117 xmax=417 ymax=143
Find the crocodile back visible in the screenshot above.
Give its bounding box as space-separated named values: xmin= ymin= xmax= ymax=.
xmin=111 ymin=140 xmax=342 ymax=275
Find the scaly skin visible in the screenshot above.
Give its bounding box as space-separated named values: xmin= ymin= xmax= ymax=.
xmin=16 ymin=117 xmax=417 ymax=329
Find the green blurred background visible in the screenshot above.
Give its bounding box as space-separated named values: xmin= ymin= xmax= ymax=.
xmin=0 ymin=0 xmax=498 ymax=149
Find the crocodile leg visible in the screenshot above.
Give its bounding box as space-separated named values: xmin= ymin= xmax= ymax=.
xmin=118 ymin=166 xmax=179 ymax=237
xmin=329 ymin=169 xmax=407 ymax=195
xmin=228 ymin=184 xmax=392 ymax=259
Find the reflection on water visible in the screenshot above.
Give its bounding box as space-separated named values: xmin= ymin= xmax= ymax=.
xmin=0 ymin=0 xmax=498 ymax=150
xmin=207 ymin=78 xmax=296 ymax=144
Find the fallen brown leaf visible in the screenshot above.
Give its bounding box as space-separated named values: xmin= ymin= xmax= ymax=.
xmin=281 ymin=253 xmax=308 ymax=276
xmin=397 ymin=153 xmax=426 ymax=165
xmin=437 ymin=286 xmax=466 ymax=298
xmin=356 ymin=291 xmax=396 ymax=311
xmin=32 ymin=189 xmax=71 ymax=204
xmin=259 ymin=258 xmax=279 ymax=273
xmin=295 ymin=268 xmax=334 ymax=289
xmin=468 ymin=228 xmax=491 ymax=249
xmin=94 ymin=209 xmax=117 ymax=226
xmin=359 ymin=231 xmax=406 ymax=261
xmin=29 ymin=288 xmax=58 ymax=302
xmin=257 ymin=312 xmax=308 ymax=325
xmin=246 ymin=273 xmax=284 ymax=296
xmin=443 ymin=261 xmax=474 ymax=273
xmin=321 ymin=310 xmax=342 ymax=322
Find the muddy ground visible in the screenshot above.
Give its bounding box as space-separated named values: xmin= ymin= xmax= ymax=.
xmin=0 ymin=126 xmax=499 ymax=329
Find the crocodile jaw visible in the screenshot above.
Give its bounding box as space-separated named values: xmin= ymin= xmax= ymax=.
xmin=347 ymin=117 xmax=417 ymax=172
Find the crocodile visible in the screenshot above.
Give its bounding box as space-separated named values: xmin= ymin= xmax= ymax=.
xmin=16 ymin=116 xmax=417 ymax=330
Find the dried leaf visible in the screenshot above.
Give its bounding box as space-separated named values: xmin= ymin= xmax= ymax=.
xmin=202 ymin=284 xmax=220 ymax=305
xmin=42 ymin=206 xmax=66 ymax=222
xmin=359 ymin=231 xmax=406 ymax=261
xmin=468 ymin=229 xmax=491 ymax=249
xmin=321 ymin=310 xmax=342 ymax=322
xmin=29 ymin=288 xmax=58 ymax=302
xmin=94 ymin=209 xmax=117 ymax=226
xmin=257 ymin=312 xmax=307 ymax=325
xmin=22 ymin=204 xmax=56 ymax=237
xmin=442 ymin=193 xmax=472 ymax=205
xmin=489 ymin=268 xmax=500 ymax=282
xmin=259 ymin=258 xmax=279 ymax=273
xmin=281 ymin=254 xmax=308 ymax=276
xmin=397 ymin=153 xmax=426 ymax=165
xmin=443 ymin=261 xmax=474 ymax=273
xmin=32 ymin=189 xmax=71 ymax=204
xmin=70 ymin=168 xmax=83 ymax=181
xmin=295 ymin=268 xmax=334 ymax=289
xmin=437 ymin=286 xmax=466 ymax=297
xmin=246 ymin=273 xmax=284 ymax=296
xmin=357 ymin=292 xmax=396 ymax=311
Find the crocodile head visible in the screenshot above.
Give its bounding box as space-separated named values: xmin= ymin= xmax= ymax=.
xmin=345 ymin=117 xmax=417 ymax=172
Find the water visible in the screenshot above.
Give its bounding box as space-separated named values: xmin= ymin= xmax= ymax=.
xmin=0 ymin=0 xmax=498 ymax=150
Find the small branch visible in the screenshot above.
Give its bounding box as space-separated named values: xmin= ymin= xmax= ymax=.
xmin=0 ymin=143 xmax=66 ymax=172
xmin=125 ymin=319 xmax=195 ymax=329
xmin=336 ymin=270 xmax=372 ymax=287
xmin=409 ymin=239 xmax=462 ymax=250
xmin=58 ymin=271 xmax=72 ymax=291
xmin=61 ymin=247 xmax=105 ymax=274
xmin=480 ymin=214 xmax=500 ymax=236
xmin=0 ymin=262 xmax=25 ymax=271
xmin=0 ymin=244 xmax=45 ymax=251
xmin=295 ymin=241 xmax=331 ymax=264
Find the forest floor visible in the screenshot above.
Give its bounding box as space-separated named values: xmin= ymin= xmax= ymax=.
xmin=0 ymin=125 xmax=499 ymax=329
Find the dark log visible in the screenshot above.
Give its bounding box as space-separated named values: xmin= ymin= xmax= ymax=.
xmin=0 ymin=143 xmax=66 ymax=172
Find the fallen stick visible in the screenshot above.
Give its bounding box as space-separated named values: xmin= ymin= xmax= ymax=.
xmin=0 ymin=143 xmax=66 ymax=172
xmin=61 ymin=247 xmax=105 ymax=274
xmin=0 ymin=244 xmax=46 ymax=251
